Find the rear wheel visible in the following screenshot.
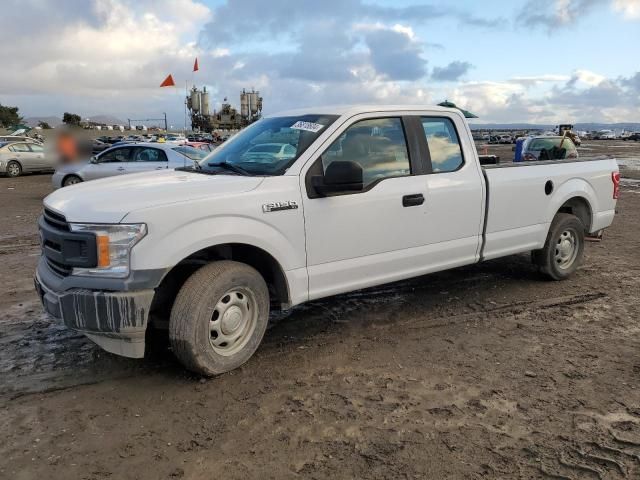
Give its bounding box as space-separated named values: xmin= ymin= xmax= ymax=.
xmin=63 ymin=175 xmax=82 ymax=187
xmin=169 ymin=260 xmax=270 ymax=376
xmin=533 ymin=213 xmax=585 ymax=280
xmin=6 ymin=161 xmax=21 ymax=177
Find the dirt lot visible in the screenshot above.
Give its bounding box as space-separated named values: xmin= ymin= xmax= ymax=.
xmin=1 ymin=145 xmax=640 ymax=479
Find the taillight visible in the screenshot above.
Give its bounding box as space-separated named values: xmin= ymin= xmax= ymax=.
xmin=522 ymin=153 xmax=536 ymax=161
xmin=612 ymin=171 xmax=620 ymax=199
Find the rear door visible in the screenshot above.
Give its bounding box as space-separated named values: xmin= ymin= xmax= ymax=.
xmin=84 ymin=146 xmax=133 ymax=180
xmin=8 ymin=143 xmax=36 ymax=171
xmin=126 ymin=146 xmax=168 ymax=174
xmin=417 ymin=115 xmax=485 ymax=262
xmin=27 ymin=143 xmax=49 ymax=169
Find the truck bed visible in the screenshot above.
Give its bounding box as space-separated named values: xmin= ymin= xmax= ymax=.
xmin=480 ymin=156 xmax=618 ymax=261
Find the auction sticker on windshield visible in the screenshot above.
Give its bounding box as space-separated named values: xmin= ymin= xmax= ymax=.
xmin=291 ymin=121 xmax=324 ymax=133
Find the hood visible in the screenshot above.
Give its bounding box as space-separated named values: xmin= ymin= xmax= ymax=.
xmin=44 ymin=169 xmax=264 ymax=223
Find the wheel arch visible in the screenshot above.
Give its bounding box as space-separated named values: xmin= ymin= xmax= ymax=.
xmin=61 ymin=173 xmax=83 ymax=185
xmin=546 ymin=178 xmax=597 ymax=233
xmin=556 ymin=196 xmax=592 ymax=232
xmin=149 ymin=242 xmax=291 ymax=328
xmin=6 ymin=158 xmax=22 ymax=171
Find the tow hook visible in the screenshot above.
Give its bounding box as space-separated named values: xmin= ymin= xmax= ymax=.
xmin=586 ymin=230 xmax=604 ymax=242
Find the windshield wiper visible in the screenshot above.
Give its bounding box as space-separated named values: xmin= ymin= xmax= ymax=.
xmin=207 ymin=162 xmax=251 ymax=176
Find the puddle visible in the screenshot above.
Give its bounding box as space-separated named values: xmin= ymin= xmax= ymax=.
xmin=0 ymin=301 xmax=173 ymax=399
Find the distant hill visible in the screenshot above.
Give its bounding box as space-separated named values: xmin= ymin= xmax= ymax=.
xmin=88 ymin=114 xmax=125 ymax=126
xmin=24 ymin=116 xmax=63 ymax=128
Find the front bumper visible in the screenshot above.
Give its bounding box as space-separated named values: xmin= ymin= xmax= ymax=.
xmin=35 ymin=256 xmax=160 ymax=358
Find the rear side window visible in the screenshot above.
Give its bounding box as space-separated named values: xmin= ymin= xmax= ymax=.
xmin=322 ymin=117 xmax=411 ymax=188
xmin=9 ymin=143 xmax=31 ymax=153
xmin=420 ymin=118 xmax=464 ymax=173
xmin=29 ymin=144 xmax=44 ymax=152
xmin=528 ymin=138 xmax=576 ymax=159
xmin=132 ymin=147 xmax=168 ymax=162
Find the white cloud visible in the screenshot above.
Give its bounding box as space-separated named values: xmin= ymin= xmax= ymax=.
xmin=509 ymin=74 xmax=571 ymax=86
xmin=571 ymin=69 xmax=607 ymax=86
xmin=211 ymin=48 xmax=231 ymax=58
xmin=613 ymin=0 xmax=640 ymax=18
xmin=0 ymin=0 xmax=638 ymax=126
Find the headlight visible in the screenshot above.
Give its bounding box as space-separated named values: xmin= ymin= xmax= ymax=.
xmin=69 ymin=223 xmax=147 ymax=278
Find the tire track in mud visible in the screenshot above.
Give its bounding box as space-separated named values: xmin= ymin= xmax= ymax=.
xmin=0 ymin=234 xmax=40 ymax=255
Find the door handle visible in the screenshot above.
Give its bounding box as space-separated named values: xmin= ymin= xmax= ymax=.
xmin=402 ymin=194 xmax=425 ymax=207
xmin=155 ymin=166 xmax=164 ymax=170
xmin=117 ymin=167 xmax=125 ymax=171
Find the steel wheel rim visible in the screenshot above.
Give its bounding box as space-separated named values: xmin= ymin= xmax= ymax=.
xmin=65 ymin=177 xmax=80 ymax=186
xmin=209 ymin=288 xmax=257 ymax=356
xmin=7 ymin=163 xmax=19 ymax=176
xmin=554 ymin=228 xmax=579 ymax=269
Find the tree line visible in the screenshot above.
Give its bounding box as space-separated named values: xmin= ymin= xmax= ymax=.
xmin=0 ymin=103 xmax=84 ymax=130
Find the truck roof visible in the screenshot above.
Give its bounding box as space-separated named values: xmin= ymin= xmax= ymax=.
xmin=266 ymin=104 xmax=463 ymax=118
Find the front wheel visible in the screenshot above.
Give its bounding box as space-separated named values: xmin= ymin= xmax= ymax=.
xmin=62 ymin=175 xmax=82 ymax=187
xmin=532 ymin=213 xmax=585 ymax=280
xmin=169 ymin=260 xmax=270 ymax=376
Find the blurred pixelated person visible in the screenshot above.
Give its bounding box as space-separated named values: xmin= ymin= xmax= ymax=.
xmin=56 ymin=130 xmax=78 ymax=164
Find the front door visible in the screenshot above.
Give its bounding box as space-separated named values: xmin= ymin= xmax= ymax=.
xmin=85 ymin=146 xmax=133 ymax=180
xmin=302 ymin=116 xmax=432 ymax=299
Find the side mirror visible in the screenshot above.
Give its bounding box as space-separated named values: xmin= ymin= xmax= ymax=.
xmin=89 ymin=156 xmax=98 ymax=164
xmin=312 ymin=160 xmax=363 ymax=196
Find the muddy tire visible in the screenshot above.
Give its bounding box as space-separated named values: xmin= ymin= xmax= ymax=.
xmin=533 ymin=213 xmax=585 ymax=280
xmin=169 ymin=260 xmax=269 ymax=376
xmin=63 ymin=175 xmax=82 ymax=187
xmin=6 ymin=161 xmax=22 ymax=178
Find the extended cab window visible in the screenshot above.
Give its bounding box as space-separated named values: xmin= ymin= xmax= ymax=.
xmin=421 ymin=118 xmax=464 ymax=173
xmin=322 ymin=118 xmax=410 ymax=188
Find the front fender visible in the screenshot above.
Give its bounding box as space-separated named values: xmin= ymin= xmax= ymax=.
xmin=129 ymin=214 xmax=305 ymax=273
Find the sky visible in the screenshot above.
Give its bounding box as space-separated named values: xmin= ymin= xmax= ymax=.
xmin=0 ymin=0 xmax=639 ymax=126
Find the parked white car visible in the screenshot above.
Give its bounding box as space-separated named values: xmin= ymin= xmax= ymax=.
xmin=51 ymin=142 xmax=205 ymax=188
xmin=0 ymin=141 xmax=52 ymax=177
xmin=0 ymin=135 xmax=43 ymax=145
xmin=242 ymin=142 xmax=297 ymax=162
xmin=164 ymin=134 xmax=187 ymax=145
xmin=35 ymin=105 xmax=619 ymax=375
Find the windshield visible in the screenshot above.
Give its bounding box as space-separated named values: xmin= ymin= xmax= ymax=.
xmin=173 ymin=146 xmax=208 ymax=161
xmin=197 ymin=114 xmax=339 ymax=175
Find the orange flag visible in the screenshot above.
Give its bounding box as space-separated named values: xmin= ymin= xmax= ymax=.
xmin=193 ymin=58 xmax=199 ymax=72
xmin=160 ymin=74 xmax=175 ymax=87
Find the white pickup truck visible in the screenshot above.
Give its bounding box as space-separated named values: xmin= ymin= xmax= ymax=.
xmin=35 ymin=105 xmax=619 ymax=375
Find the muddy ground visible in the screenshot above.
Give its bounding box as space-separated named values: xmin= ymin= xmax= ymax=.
xmin=1 ymin=144 xmax=640 ymax=479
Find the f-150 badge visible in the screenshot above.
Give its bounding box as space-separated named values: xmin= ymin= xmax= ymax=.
xmin=262 ymin=201 xmax=299 ymax=213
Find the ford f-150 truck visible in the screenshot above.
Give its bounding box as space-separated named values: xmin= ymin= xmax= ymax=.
xmin=35 ymin=105 xmax=619 ymax=375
